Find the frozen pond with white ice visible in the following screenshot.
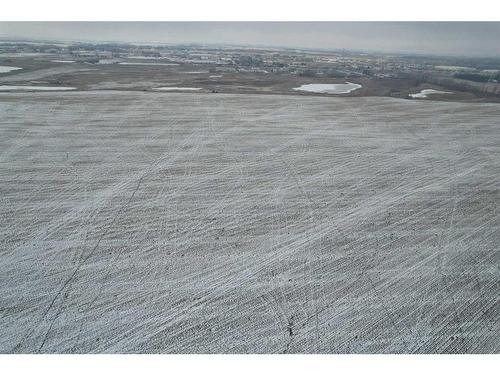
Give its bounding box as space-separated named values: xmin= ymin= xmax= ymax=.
xmin=293 ymin=82 xmax=362 ymax=94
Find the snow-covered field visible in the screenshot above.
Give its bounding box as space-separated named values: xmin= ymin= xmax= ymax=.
xmin=152 ymin=87 xmax=202 ymax=91
xmin=0 ymin=66 xmax=94 ymax=83
xmin=293 ymin=82 xmax=362 ymax=94
xmin=434 ymin=66 xmax=476 ymax=72
xmin=119 ymin=62 xmax=179 ymax=66
xmin=409 ymin=89 xmax=452 ymax=98
xmin=0 ymin=66 xmax=22 ymax=73
xmin=0 ymin=85 xmax=76 ymax=91
xmin=0 ymin=92 xmax=498 ymax=353
xmin=51 ymin=60 xmax=76 ymax=63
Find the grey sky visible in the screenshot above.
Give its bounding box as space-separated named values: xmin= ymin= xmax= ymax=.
xmin=1 ymin=22 xmax=500 ymax=57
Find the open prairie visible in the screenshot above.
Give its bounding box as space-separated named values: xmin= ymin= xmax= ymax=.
xmin=0 ymin=91 xmax=499 ymax=353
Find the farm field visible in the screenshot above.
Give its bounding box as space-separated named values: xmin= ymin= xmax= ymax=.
xmin=0 ymin=91 xmax=499 ymax=353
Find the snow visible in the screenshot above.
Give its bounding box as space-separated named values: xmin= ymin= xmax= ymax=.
xmin=119 ymin=62 xmax=179 ymax=66
xmin=435 ymin=65 xmax=475 ymax=72
xmin=293 ymin=82 xmax=362 ymax=94
xmin=0 ymin=92 xmax=498 ymax=353
xmin=126 ymin=56 xmax=174 ymax=60
xmin=152 ymin=87 xmax=202 ymax=91
xmin=0 ymin=66 xmax=22 ymax=73
xmin=0 ymin=85 xmax=76 ymax=91
xmin=409 ymin=89 xmax=452 ymax=99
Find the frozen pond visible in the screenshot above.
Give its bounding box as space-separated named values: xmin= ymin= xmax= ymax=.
xmin=0 ymin=85 xmax=76 ymax=91
xmin=409 ymin=89 xmax=452 ymax=98
xmin=293 ymin=82 xmax=362 ymax=94
xmin=119 ymin=62 xmax=179 ymax=66
xmin=152 ymin=87 xmax=202 ymax=91
xmin=0 ymin=66 xmax=22 ymax=73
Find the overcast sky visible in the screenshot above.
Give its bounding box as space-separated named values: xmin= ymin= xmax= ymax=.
xmin=1 ymin=22 xmax=500 ymax=57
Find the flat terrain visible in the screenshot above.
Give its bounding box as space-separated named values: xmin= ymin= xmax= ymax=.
xmin=0 ymin=92 xmax=499 ymax=353
xmin=0 ymin=56 xmax=494 ymax=102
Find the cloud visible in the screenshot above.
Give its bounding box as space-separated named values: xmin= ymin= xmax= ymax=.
xmin=1 ymin=22 xmax=500 ymax=57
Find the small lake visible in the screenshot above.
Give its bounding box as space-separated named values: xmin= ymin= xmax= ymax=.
xmin=0 ymin=66 xmax=22 ymax=73
xmin=293 ymin=82 xmax=362 ymax=94
xmin=409 ymin=89 xmax=452 ymax=98
xmin=0 ymin=86 xmax=76 ymax=91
